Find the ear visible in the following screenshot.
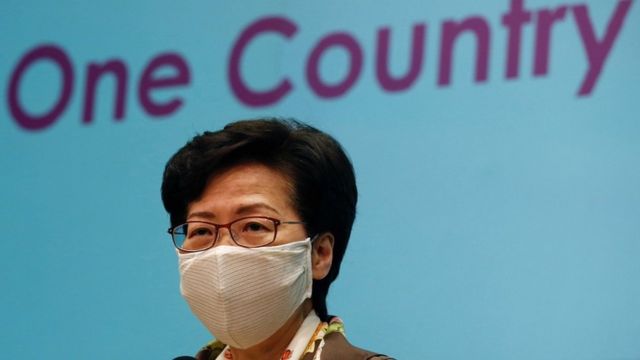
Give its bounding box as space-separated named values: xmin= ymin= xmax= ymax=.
xmin=311 ymin=233 xmax=334 ymax=280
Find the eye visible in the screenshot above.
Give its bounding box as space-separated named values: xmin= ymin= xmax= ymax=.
xmin=187 ymin=224 xmax=215 ymax=238
xmin=234 ymin=217 xmax=276 ymax=234
xmin=242 ymin=221 xmax=269 ymax=233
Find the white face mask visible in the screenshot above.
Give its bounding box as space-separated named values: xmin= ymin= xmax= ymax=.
xmin=178 ymin=238 xmax=313 ymax=349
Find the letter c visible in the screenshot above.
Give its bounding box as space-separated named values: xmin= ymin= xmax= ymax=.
xmin=228 ymin=16 xmax=297 ymax=107
xmin=8 ymin=44 xmax=73 ymax=131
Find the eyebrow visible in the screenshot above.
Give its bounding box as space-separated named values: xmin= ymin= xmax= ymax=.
xmin=187 ymin=202 xmax=281 ymax=220
xmin=236 ymin=202 xmax=281 ymax=216
xmin=187 ymin=211 xmax=216 ymax=220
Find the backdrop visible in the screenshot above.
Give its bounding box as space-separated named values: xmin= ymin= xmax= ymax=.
xmin=2 ymin=1 xmax=639 ymax=359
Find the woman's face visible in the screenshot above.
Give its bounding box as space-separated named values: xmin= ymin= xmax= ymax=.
xmin=186 ymin=162 xmax=308 ymax=246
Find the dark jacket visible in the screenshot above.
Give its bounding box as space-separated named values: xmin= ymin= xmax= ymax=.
xmin=302 ymin=331 xmax=394 ymax=360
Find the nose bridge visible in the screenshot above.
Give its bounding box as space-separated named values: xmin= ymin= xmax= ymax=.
xmin=215 ymin=224 xmax=235 ymax=246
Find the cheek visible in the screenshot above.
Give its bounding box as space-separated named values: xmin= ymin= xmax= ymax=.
xmin=276 ymin=228 xmax=308 ymax=245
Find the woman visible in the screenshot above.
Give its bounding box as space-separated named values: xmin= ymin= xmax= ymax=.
xmin=161 ymin=118 xmax=392 ymax=360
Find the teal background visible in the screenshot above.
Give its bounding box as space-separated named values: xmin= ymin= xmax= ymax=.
xmin=1 ymin=1 xmax=639 ymax=358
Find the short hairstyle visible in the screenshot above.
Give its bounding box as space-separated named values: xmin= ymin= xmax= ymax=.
xmin=161 ymin=118 xmax=358 ymax=320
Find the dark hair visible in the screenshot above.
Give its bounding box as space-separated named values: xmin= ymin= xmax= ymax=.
xmin=161 ymin=118 xmax=357 ymax=320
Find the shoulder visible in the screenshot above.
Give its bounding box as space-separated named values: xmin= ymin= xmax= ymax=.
xmin=318 ymin=332 xmax=395 ymax=360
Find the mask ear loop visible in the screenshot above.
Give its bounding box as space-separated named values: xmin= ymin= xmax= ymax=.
xmin=309 ymin=233 xmax=321 ymax=243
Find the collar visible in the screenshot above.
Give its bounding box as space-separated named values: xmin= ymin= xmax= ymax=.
xmin=215 ymin=310 xmax=322 ymax=360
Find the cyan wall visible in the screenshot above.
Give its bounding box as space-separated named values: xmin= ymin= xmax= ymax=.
xmin=2 ymin=1 xmax=639 ymax=358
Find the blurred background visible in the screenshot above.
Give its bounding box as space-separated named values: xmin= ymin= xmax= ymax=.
xmin=1 ymin=1 xmax=639 ymax=358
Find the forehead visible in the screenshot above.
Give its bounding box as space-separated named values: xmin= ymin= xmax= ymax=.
xmin=187 ymin=162 xmax=296 ymax=219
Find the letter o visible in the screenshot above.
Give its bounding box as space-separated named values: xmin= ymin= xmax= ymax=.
xmin=8 ymin=44 xmax=74 ymax=131
xmin=228 ymin=16 xmax=297 ymax=107
xmin=306 ymin=33 xmax=363 ymax=98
